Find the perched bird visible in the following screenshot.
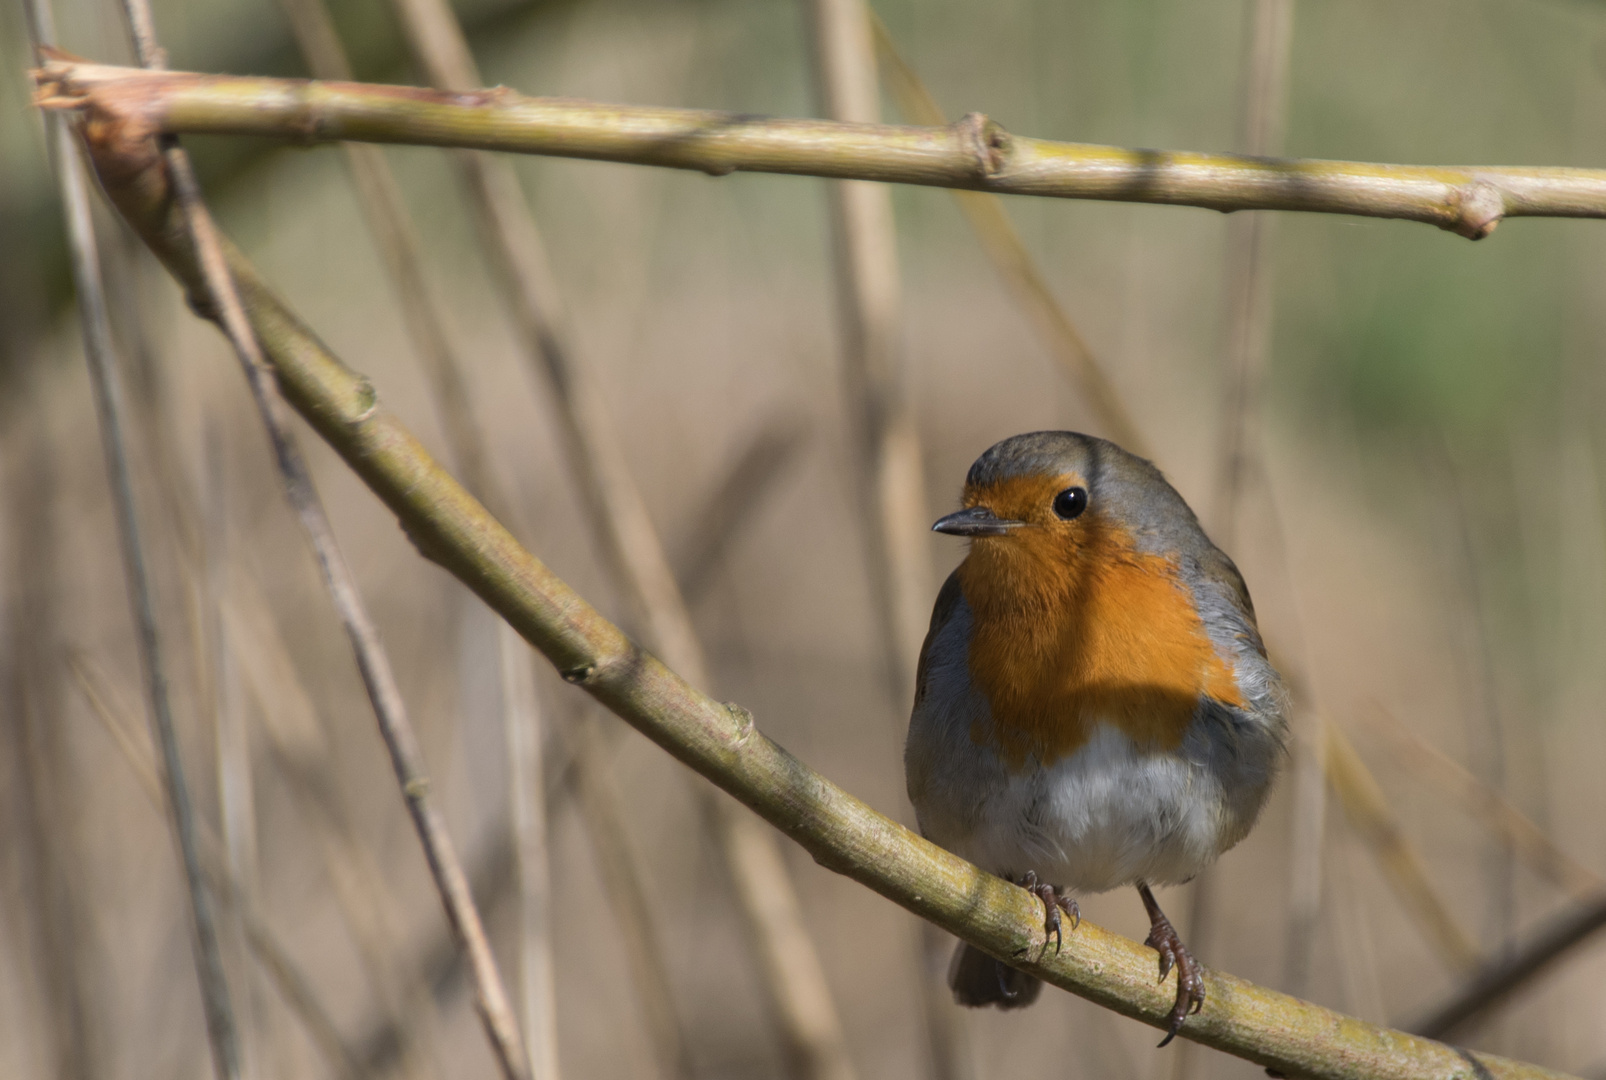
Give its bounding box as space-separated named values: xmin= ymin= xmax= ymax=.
xmin=906 ymin=431 xmax=1286 ymax=1044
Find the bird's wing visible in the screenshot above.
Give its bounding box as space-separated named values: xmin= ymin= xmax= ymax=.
xmin=912 ymin=569 xmax=965 ymax=714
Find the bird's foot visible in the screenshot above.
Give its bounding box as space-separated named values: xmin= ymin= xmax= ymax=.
xmin=1137 ymin=883 xmax=1205 ymax=1047
xmin=1018 ymin=871 xmax=1080 ymax=959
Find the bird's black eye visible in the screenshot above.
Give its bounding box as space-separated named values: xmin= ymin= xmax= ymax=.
xmin=1052 ymin=487 xmax=1088 ymax=520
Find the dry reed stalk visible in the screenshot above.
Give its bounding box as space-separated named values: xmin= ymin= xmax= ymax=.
xmin=1324 ymin=721 xmax=1482 ymax=973
xmin=76 ymin=113 xmax=1585 ymax=1080
xmin=203 ymin=435 xmax=268 ymax=1080
xmin=105 ymin=0 xmax=531 ymax=1070
xmin=868 ymin=14 xmax=1147 ymax=457
xmin=372 ymin=4 xmax=701 ymax=1074
xmin=1 ymin=426 xmax=98 ymax=1080
xmin=273 ymin=0 xmax=487 ymax=508
xmin=374 ymin=1 xmax=854 ymax=1073
xmin=95 ymin=147 xmax=365 ymax=1080
xmin=809 ymin=0 xmax=932 ymax=710
xmin=805 ymin=6 xmax=952 ymax=1080
xmin=67 ymin=653 xmax=367 ymax=1080
xmin=1184 ymin=6 xmax=1297 ymax=1072
xmin=219 ymin=582 xmax=448 ymax=1080
xmin=41 ymin=59 xmax=1606 ymax=237
xmin=29 ymin=5 xmax=243 ymax=1073
xmin=1211 ymin=0 xmax=1293 ymax=536
xmin=1435 ymin=442 xmax=1519 ymax=957
xmin=84 ymin=221 xmax=448 ymax=1078
xmin=672 ymin=415 xmax=812 ymax=606
xmin=568 ymin=716 xmax=696 ymax=1080
xmin=501 ymin=634 xmax=561 ymax=1080
xmin=1357 ymin=707 xmax=1603 ymax=899
xmin=270 ymin=0 xmax=561 ymax=1071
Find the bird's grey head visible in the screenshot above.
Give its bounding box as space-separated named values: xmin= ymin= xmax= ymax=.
xmin=933 ymin=431 xmax=1202 ymax=553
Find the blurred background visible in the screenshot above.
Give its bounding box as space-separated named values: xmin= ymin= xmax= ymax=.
xmin=6 ymin=0 xmax=1606 ymax=1077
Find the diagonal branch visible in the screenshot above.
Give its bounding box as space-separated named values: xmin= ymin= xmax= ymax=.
xmin=39 ymin=58 xmax=1606 ymax=238
xmin=78 ymin=112 xmax=1577 ymax=1080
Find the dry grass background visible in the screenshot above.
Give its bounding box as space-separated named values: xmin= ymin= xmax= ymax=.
xmin=7 ymin=0 xmax=1606 ymax=1077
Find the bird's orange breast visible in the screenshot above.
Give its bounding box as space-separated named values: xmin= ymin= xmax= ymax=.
xmin=957 ymin=516 xmax=1243 ymax=769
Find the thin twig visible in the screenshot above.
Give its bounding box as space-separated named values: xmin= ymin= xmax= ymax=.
xmin=1409 ymin=893 xmax=1606 ymax=1039
xmin=28 ymin=6 xmax=241 ymax=1075
xmin=41 ymin=59 xmax=1606 ymax=237
xmin=1435 ymin=438 xmax=1519 ymax=957
xmin=102 ymin=0 xmax=530 ymax=1072
xmin=78 ymin=113 xmax=1579 ymax=1080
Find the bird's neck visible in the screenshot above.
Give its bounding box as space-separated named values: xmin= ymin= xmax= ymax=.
xmin=956 ymin=527 xmax=1243 ymax=767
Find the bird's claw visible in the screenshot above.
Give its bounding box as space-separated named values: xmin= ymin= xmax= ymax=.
xmin=1018 ymin=871 xmax=1080 ymax=960
xmin=1143 ymin=910 xmax=1205 ymax=1047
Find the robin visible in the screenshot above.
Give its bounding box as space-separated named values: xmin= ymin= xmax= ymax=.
xmin=907 ymin=431 xmax=1287 ymax=1044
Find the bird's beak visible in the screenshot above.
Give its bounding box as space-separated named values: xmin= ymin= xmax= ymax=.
xmin=931 ymin=506 xmax=1024 ymax=537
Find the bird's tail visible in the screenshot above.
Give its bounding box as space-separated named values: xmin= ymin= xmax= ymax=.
xmin=947 ymin=942 xmax=1042 ymax=1009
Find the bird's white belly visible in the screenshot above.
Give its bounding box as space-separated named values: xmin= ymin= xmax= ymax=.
xmin=949 ymin=724 xmax=1228 ymax=892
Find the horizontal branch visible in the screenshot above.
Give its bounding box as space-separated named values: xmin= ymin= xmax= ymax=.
xmin=76 ymin=107 xmax=1577 ymax=1080
xmin=37 ymin=55 xmax=1606 ymax=239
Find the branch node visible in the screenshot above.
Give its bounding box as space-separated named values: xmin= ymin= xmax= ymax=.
xmin=350 ymin=376 xmax=379 ymax=424
xmin=402 ymin=523 xmax=451 ymax=568
xmin=184 ymin=284 xmax=220 ymax=323
xmin=404 ymin=776 xmax=431 ymax=799
xmin=724 ymin=702 xmax=755 ymax=745
xmin=1447 ymin=178 xmax=1505 ymax=240
xmin=954 ymin=111 xmax=1009 ymax=179
xmin=452 ymin=86 xmax=514 ymax=108
xmin=561 ymin=663 xmax=597 ymax=684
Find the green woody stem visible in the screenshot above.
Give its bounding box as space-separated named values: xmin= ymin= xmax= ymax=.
xmin=38 ymin=56 xmax=1606 ymax=239
xmin=77 ymin=110 xmax=1574 ymax=1080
